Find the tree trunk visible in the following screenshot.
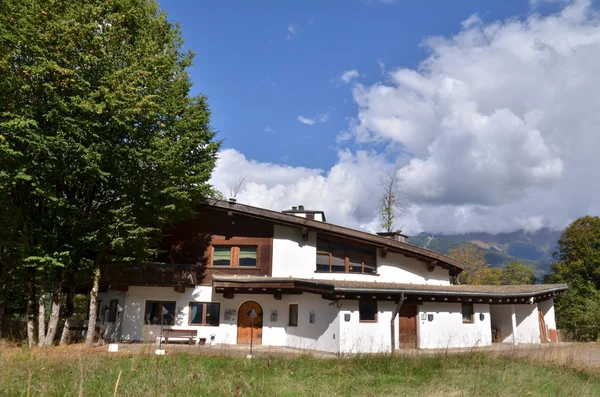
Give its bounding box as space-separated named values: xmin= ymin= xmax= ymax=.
xmin=59 ymin=289 xmax=74 ymax=346
xmin=85 ymin=264 xmax=100 ymax=347
xmin=0 ymin=262 xmax=13 ymax=339
xmin=26 ymin=268 xmax=36 ymax=347
xmin=37 ymin=280 xmax=46 ymax=347
xmin=43 ymin=277 xmax=63 ymax=346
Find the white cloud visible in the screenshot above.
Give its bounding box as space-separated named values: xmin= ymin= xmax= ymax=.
xmin=213 ymin=0 xmax=600 ymax=235
xmin=297 ymin=113 xmax=329 ymax=125
xmin=345 ymin=0 xmax=600 ymax=233
xmin=340 ymin=70 xmax=360 ymax=84
xmin=287 ymin=24 xmax=300 ymax=39
xmin=210 ymin=149 xmax=393 ymax=232
xmin=264 ymin=126 xmax=275 ymax=133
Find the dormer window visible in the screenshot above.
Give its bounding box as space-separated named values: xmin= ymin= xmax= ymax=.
xmin=316 ymin=237 xmax=377 ymax=274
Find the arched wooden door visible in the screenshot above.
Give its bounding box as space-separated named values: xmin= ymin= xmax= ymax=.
xmin=237 ymin=301 xmax=263 ymax=345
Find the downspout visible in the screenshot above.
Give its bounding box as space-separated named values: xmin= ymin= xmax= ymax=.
xmin=390 ymin=292 xmax=405 ymax=355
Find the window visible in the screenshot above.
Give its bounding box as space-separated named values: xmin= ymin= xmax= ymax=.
xmin=189 ymin=302 xmax=220 ymax=326
xmin=288 ymin=304 xmax=298 ymax=327
xmin=213 ymin=246 xmax=232 ymax=266
xmin=212 ymin=246 xmax=257 ymax=267
xmin=95 ymin=300 xmax=102 ymax=319
xmin=144 ymin=301 xmax=176 ymax=325
xmin=462 ymin=303 xmax=474 ymax=323
xmin=359 ymin=300 xmax=377 ymax=322
xmin=239 ymin=247 xmax=257 ymax=267
xmin=316 ymin=237 xmax=377 ymax=274
xmin=108 ymin=299 xmax=118 ymax=322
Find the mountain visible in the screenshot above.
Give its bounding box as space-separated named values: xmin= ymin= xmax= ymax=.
xmin=408 ymin=228 xmax=562 ymax=279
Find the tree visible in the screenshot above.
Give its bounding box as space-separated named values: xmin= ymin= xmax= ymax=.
xmin=448 ymin=244 xmax=489 ymax=285
xmin=0 ymin=0 xmax=220 ymax=345
xmin=502 ymin=261 xmax=536 ymax=285
xmin=547 ymin=216 xmax=600 ymax=340
xmin=379 ymin=167 xmax=411 ymax=233
xmin=448 ymin=244 xmax=535 ymax=286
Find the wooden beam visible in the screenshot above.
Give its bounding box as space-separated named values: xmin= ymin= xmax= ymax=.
xmin=274 ymin=290 xmax=282 ymax=300
xmin=223 ymin=290 xmax=234 ymax=299
xmin=173 ymin=285 xmax=185 ymax=293
xmin=381 ymin=247 xmax=388 ymax=258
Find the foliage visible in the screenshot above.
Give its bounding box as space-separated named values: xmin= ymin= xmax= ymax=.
xmin=547 ymin=216 xmax=600 ymax=340
xmin=449 ymin=244 xmax=535 ymax=285
xmin=2 ymin=350 xmax=600 ymax=396
xmin=0 ymin=0 xmax=220 ymax=342
xmin=502 ymin=261 xmax=536 ymax=285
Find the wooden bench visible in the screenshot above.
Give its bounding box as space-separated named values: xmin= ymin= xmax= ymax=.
xmin=160 ymin=329 xmax=197 ymax=345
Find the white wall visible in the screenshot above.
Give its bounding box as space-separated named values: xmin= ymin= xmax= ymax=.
xmin=378 ymin=251 xmax=450 ymax=285
xmin=285 ymin=294 xmax=340 ymax=353
xmin=95 ymin=290 xmax=126 ymax=340
xmin=515 ymin=304 xmax=540 ymax=344
xmin=271 ymin=225 xmax=450 ymax=285
xmin=339 ymin=300 xmax=399 ymax=354
xmin=271 ymin=225 xmax=317 ymax=278
xmin=538 ymin=299 xmax=556 ymax=331
xmin=418 ymin=302 xmax=492 ymax=349
xmin=104 ymin=286 xmax=341 ymax=353
xmin=489 ymin=304 xmax=515 ymax=343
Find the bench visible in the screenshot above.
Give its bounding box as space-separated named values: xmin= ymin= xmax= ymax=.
xmin=160 ymin=329 xmax=197 ymax=345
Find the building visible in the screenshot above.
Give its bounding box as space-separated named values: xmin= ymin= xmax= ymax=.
xmin=95 ymin=199 xmax=566 ymax=353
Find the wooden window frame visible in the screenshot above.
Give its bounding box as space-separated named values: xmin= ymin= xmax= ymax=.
xmin=462 ymin=303 xmax=474 ymax=324
xmin=188 ymin=302 xmax=221 ymax=326
xmin=316 ymin=238 xmax=377 ymax=275
xmin=108 ymin=299 xmax=118 ymax=322
xmin=210 ymin=245 xmax=258 ymax=268
xmin=288 ymin=304 xmax=299 ymax=327
xmin=144 ymin=300 xmax=176 ymax=326
xmin=359 ymin=300 xmax=378 ymax=323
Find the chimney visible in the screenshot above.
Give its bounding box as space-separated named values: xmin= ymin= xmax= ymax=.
xmin=228 ymin=197 xmax=237 ymax=204
xmin=298 ymin=205 xmax=304 ymax=210
xmin=292 ymin=206 xmax=297 ymax=211
xmin=376 ymin=231 xmax=408 ymax=243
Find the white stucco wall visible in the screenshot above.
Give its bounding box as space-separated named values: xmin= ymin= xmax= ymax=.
xmin=377 ymin=251 xmax=450 ymax=285
xmin=515 ymin=303 xmax=540 ymax=344
xmin=338 ymin=300 xmax=399 ymax=354
xmin=489 ymin=304 xmax=515 ymax=343
xmin=271 ymin=225 xmax=450 ymax=285
xmin=271 ymin=225 xmax=317 ymax=278
xmin=538 ymin=299 xmax=556 ymax=330
xmin=418 ymin=302 xmax=492 ymax=349
xmin=100 ymin=286 xmax=341 ymax=353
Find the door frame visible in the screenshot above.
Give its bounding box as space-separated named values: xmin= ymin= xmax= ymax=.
xmin=237 ymin=300 xmax=264 ymax=345
xmin=398 ymin=304 xmax=418 ymax=349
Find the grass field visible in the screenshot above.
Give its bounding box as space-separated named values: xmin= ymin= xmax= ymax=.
xmin=1 ymin=343 xmax=599 ymax=396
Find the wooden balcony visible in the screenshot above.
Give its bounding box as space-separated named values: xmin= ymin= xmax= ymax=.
xmin=99 ymin=263 xmax=204 ymax=290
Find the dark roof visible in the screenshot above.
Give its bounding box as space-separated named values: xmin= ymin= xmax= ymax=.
xmin=212 ymin=275 xmax=568 ymax=299
xmin=202 ymin=199 xmax=466 ymax=273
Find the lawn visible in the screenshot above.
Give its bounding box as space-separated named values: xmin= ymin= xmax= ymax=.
xmin=1 ymin=344 xmax=599 ymax=396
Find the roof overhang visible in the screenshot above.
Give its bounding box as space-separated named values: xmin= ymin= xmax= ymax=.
xmin=212 ymin=276 xmax=567 ymax=304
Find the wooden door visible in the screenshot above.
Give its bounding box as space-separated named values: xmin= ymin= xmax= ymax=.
xmin=399 ymin=304 xmax=418 ymax=348
xmin=538 ymin=309 xmax=548 ymax=343
xmin=237 ymin=301 xmax=263 ymax=345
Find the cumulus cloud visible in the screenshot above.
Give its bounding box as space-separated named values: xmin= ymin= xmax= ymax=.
xmin=287 ymin=24 xmax=299 ymax=39
xmin=210 ymin=149 xmax=391 ymax=232
xmin=297 ymin=113 xmax=329 ymax=125
xmin=340 ymin=70 xmax=360 ymax=84
xmin=213 ymin=0 xmax=600 ymax=235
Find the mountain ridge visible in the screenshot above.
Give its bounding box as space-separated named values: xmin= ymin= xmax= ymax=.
xmin=408 ymin=228 xmax=562 ymax=278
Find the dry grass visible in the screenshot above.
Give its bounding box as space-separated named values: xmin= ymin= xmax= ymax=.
xmin=1 ymin=342 xmax=599 ymax=396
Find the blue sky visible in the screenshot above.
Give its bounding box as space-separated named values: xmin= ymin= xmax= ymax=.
xmin=159 ymin=0 xmax=547 ymax=170
xmin=157 ymin=0 xmax=600 ymax=235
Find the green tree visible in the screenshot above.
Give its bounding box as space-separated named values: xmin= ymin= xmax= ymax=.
xmin=548 ymin=216 xmax=600 ymax=340
xmin=448 ymin=243 xmax=489 ymax=285
xmin=502 ymin=261 xmax=536 ymax=285
xmin=0 ymin=0 xmax=220 ymax=346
